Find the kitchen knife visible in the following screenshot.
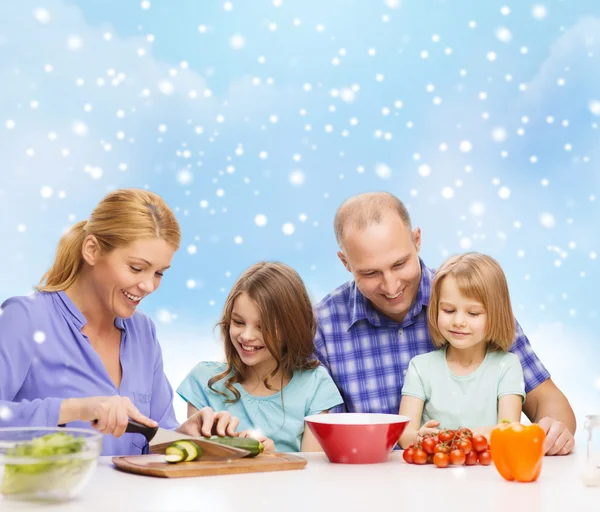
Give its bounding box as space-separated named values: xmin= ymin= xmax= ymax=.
xmin=125 ymin=419 xmax=251 ymax=460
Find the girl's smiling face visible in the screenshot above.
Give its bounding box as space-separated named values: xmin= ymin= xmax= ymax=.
xmin=437 ymin=275 xmax=488 ymax=350
xmin=229 ymin=292 xmax=276 ymax=375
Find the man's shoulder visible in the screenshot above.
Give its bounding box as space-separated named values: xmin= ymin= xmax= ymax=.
xmin=315 ymin=280 xmax=354 ymax=315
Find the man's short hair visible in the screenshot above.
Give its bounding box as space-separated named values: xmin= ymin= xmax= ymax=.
xmin=334 ymin=191 xmax=412 ymax=250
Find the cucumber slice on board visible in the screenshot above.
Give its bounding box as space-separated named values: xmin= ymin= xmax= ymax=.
xmin=172 ymin=441 xmax=201 ymax=462
xmin=164 ymin=444 xmax=188 ymax=464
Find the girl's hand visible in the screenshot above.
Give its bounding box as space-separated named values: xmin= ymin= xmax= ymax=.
xmin=417 ymin=419 xmax=441 ymax=443
xmin=237 ymin=430 xmax=276 ymax=453
xmin=177 ymin=407 xmax=240 ymax=437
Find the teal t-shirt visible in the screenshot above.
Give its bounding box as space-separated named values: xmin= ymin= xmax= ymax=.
xmin=177 ymin=362 xmax=344 ymax=452
xmin=401 ymin=346 xmax=525 ymax=429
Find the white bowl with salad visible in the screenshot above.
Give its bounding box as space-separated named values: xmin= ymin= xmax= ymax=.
xmin=0 ymin=427 xmax=102 ymax=502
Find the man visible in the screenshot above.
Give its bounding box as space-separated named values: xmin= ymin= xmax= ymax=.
xmin=314 ymin=191 xmax=576 ymax=455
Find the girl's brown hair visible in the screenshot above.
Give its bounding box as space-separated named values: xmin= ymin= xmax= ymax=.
xmin=37 ymin=188 xmax=181 ymax=292
xmin=209 ymin=262 xmax=319 ymax=402
xmin=427 ymin=252 xmax=516 ymax=351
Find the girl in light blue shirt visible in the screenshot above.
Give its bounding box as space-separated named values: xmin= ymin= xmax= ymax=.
xmin=178 ymin=262 xmax=344 ymax=452
xmin=399 ymin=253 xmax=525 ymax=449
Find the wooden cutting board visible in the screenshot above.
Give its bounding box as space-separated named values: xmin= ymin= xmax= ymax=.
xmin=112 ymin=453 xmax=307 ymax=478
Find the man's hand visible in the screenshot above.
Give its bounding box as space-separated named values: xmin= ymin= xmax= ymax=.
xmin=538 ymin=416 xmax=575 ymax=455
xmin=176 ymin=407 xmax=239 ymax=437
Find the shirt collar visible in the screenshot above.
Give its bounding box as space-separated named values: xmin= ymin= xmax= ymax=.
xmin=348 ymin=257 xmax=433 ymax=329
xmin=53 ymin=290 xmax=126 ymax=331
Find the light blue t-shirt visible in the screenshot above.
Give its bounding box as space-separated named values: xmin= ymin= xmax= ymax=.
xmin=177 ymin=362 xmax=344 ymax=452
xmin=401 ymin=346 xmax=525 ymax=430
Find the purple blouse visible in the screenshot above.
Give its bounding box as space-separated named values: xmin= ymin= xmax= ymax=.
xmin=0 ymin=291 xmax=178 ymax=455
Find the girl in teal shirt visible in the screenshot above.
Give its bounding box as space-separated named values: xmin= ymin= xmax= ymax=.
xmin=177 ymin=262 xmax=343 ymax=452
xmin=399 ymin=253 xmax=525 ymax=448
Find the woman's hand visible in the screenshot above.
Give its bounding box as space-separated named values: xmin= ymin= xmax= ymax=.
xmin=60 ymin=396 xmax=157 ymax=438
xmin=237 ymin=430 xmax=276 ymax=453
xmin=177 ymin=407 xmax=240 ymax=437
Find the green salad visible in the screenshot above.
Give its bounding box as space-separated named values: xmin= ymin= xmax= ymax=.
xmin=1 ymin=432 xmax=95 ymax=496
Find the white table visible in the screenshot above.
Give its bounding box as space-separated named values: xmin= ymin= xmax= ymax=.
xmin=0 ymin=452 xmax=597 ymax=511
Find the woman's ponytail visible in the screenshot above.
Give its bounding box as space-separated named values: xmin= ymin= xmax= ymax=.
xmin=37 ymin=220 xmax=87 ymax=292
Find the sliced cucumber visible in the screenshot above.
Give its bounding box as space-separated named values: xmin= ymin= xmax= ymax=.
xmin=164 ymin=445 xmax=188 ymax=464
xmin=172 ymin=441 xmax=201 ymax=462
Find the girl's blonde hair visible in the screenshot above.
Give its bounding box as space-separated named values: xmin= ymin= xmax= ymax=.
xmin=37 ymin=188 xmax=181 ymax=292
xmin=209 ymin=262 xmax=319 ymax=402
xmin=428 ymin=252 xmax=515 ymax=351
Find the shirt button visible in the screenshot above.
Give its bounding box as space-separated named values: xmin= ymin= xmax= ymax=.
xmin=398 ymin=328 xmax=403 ymax=335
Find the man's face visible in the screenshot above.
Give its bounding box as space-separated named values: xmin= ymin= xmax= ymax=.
xmin=338 ymin=213 xmax=422 ymax=323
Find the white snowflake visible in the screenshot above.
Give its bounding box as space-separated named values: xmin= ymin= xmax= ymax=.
xmin=230 ymin=34 xmax=245 ymax=49
xmin=289 ymin=171 xmax=305 ymax=186
xmin=495 ymin=27 xmax=512 ymax=43
xmin=282 ymin=223 xmax=295 ymax=235
xmin=498 ymin=186 xmax=511 ymax=199
xmin=469 ymin=202 xmax=485 ymax=216
xmin=441 ymin=187 xmax=454 ymax=199
xmin=33 ymin=8 xmax=51 ymax=24
xmin=72 ymin=121 xmax=88 ymax=137
xmin=532 ymin=4 xmax=547 ymax=20
xmin=418 ymin=164 xmax=431 ymax=177
xmin=177 ymin=170 xmax=193 ymax=185
xmin=539 ymin=212 xmax=556 ymax=229
xmin=255 ymin=214 xmax=268 ymax=227
xmin=375 ymin=163 xmax=391 ymax=179
xmin=459 ymin=140 xmax=472 ymax=153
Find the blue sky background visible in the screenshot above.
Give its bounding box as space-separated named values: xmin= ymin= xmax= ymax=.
xmin=0 ymin=0 xmax=598 ymax=426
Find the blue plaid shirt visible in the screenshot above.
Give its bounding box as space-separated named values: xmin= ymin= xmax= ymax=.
xmin=314 ymin=259 xmax=551 ymax=414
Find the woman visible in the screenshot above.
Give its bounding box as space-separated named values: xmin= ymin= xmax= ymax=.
xmin=0 ymin=188 xmax=237 ymax=455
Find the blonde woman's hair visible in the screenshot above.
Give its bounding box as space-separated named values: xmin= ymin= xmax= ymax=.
xmin=427 ymin=252 xmax=516 ymax=351
xmin=37 ymin=188 xmax=181 ymax=292
xmin=209 ymin=262 xmax=319 ymax=403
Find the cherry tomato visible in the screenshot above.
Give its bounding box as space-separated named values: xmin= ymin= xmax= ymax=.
xmin=438 ymin=430 xmax=454 ymax=443
xmin=433 ymin=452 xmax=450 ymax=468
xmin=449 ymin=449 xmax=466 ymax=465
xmin=472 ymin=435 xmax=488 ymax=453
xmin=413 ymin=449 xmax=427 ymax=465
xmin=434 ymin=443 xmax=450 ymax=454
xmin=422 ymin=437 xmax=437 ymax=455
xmin=465 ymin=450 xmax=478 ymax=466
xmin=457 ymin=439 xmax=472 ymax=454
xmin=402 ymin=447 xmax=414 ymax=464
xmin=432 ymin=435 xmax=440 ymax=444
xmin=478 ymin=450 xmax=492 ymax=466
xmin=458 ymin=427 xmax=473 ymax=438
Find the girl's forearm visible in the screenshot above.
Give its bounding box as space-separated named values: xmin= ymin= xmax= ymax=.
xmin=399 ymin=427 xmax=418 ymax=449
xmin=471 ymin=425 xmax=494 ymax=443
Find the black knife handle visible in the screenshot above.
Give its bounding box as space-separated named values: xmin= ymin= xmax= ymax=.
xmin=125 ymin=419 xmax=159 ymax=442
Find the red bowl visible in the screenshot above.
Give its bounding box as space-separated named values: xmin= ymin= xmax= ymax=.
xmin=305 ymin=413 xmax=410 ymax=464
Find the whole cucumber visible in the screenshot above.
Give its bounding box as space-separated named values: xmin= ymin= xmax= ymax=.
xmin=206 ymin=436 xmax=264 ymax=457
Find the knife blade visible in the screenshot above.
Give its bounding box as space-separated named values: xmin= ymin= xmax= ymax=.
xmin=125 ymin=420 xmax=251 ymax=460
